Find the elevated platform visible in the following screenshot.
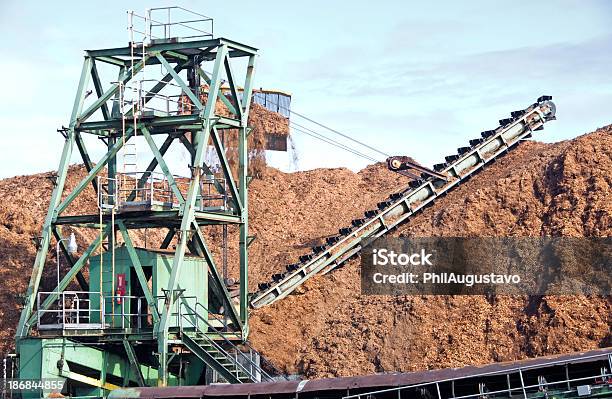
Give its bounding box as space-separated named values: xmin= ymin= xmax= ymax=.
xmin=55 ymin=209 xmax=240 ymax=228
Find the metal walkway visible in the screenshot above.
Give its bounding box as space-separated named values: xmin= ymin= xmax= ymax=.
xmin=251 ymin=97 xmax=556 ymax=308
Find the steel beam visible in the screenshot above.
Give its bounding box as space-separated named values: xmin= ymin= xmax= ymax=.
xmin=238 ymin=126 xmax=249 ymax=329
xmin=123 ymin=340 xmax=146 ymax=387
xmin=26 ymin=225 xmax=111 ymax=328
xmin=77 ymin=56 xmax=149 ymax=124
xmin=51 ymin=227 xmax=88 ymax=291
xmin=85 ymin=38 xmax=257 ymax=58
xmin=56 ymin=127 xmax=135 ymax=215
xmin=74 ymin=131 xmax=98 ymax=194
xmin=178 ymin=134 xmax=226 ymax=198
xmin=118 ymin=221 xmax=159 ymax=324
xmin=140 ymin=126 xmax=185 ymax=205
xmin=91 ymin=59 xmax=111 ymax=120
xmin=156 ymin=53 xmax=203 ymax=110
xmin=190 ymin=221 xmax=242 ymax=330
xmin=197 ymin=66 xmax=239 ymax=116
xmin=210 ymin=126 xmax=242 ymax=213
xmin=126 ymin=135 xmax=175 ymax=202
xmin=16 ymin=132 xmax=76 ymax=337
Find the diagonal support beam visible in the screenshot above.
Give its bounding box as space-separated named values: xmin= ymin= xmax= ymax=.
xmin=178 ymin=134 xmax=226 ymax=198
xmin=74 ymin=132 xmax=98 ymax=194
xmin=197 ymin=66 xmax=238 ymax=116
xmin=125 ymin=60 xmax=190 ymax=117
xmin=118 ymin=221 xmax=159 ymax=324
xmin=126 ymin=135 xmax=175 ymax=202
xmin=52 ymin=227 xmax=88 ymax=291
xmin=210 ymin=127 xmax=242 ymax=213
xmin=123 ymin=340 xmax=146 ymax=387
xmin=91 ymin=60 xmax=110 ymax=120
xmin=78 ymin=56 xmax=149 ymax=124
xmin=140 ymin=126 xmax=184 ymax=205
xmin=70 ymin=57 xmax=93 ymax=127
xmin=160 ymin=228 xmax=176 ymax=249
xmin=190 ymin=221 xmax=241 ymax=330
xmin=56 ymin=127 xmax=135 ymax=215
xmin=26 ymin=225 xmax=111 ymax=328
xmin=223 ymin=54 xmax=242 ymax=120
xmin=16 ymin=131 xmax=76 ymax=338
xmin=156 ymin=53 xmax=204 ymax=110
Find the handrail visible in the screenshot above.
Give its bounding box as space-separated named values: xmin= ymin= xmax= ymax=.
xmin=192 ymin=302 xmax=286 ymax=378
xmin=178 ymin=301 xmax=276 ymax=382
xmin=36 ymin=291 xmax=151 ymax=331
xmin=343 ymin=351 xmax=612 ymax=399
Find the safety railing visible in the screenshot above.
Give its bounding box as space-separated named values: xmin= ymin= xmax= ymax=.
xmin=178 ymin=301 xmax=277 ymax=382
xmin=104 ymin=295 xmax=151 ymax=330
xmin=112 ymin=80 xmax=186 ymax=118
xmin=118 ymin=171 xmax=174 ymax=206
xmin=198 ymin=174 xmax=229 ymax=211
xmin=97 ymin=176 xmax=118 ymax=210
xmin=192 ymin=302 xmax=287 ymax=378
xmin=148 ymin=7 xmax=213 ymax=41
xmin=36 ymin=291 xmax=153 ymax=332
xmin=98 ymin=171 xmax=231 ymax=213
xmin=128 ymin=7 xmax=213 ymax=46
xmin=37 ymin=291 xmax=104 ymax=330
xmin=342 ymin=352 xmax=612 ymax=399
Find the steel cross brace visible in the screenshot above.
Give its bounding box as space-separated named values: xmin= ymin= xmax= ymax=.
xmin=126 ymin=135 xmax=175 ymax=202
xmin=178 ymin=134 xmax=227 ymax=198
xmin=24 ymin=225 xmax=111 ymax=331
xmin=77 ymin=55 xmax=150 ymax=125
xmin=123 ymin=340 xmax=146 ymax=387
xmin=74 ymin=131 xmax=98 ymax=194
xmin=117 ymin=220 xmax=160 ymax=324
xmin=52 ymin=226 xmax=88 ymax=291
xmin=196 ymin=67 xmax=239 ymax=116
xmin=55 ymin=126 xmax=136 ymax=216
xmin=210 ymin=126 xmax=242 ymax=214
xmin=156 ymin=53 xmax=204 ymax=111
xmin=189 ymin=220 xmax=242 ymax=330
xmin=157 ymin=44 xmax=228 ymax=385
xmin=222 ymin=53 xmax=243 ymax=120
xmin=140 ymin=126 xmax=185 ymax=205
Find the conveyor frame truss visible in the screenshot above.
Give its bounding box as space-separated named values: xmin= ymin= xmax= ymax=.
xmin=251 ymin=97 xmax=556 ymax=308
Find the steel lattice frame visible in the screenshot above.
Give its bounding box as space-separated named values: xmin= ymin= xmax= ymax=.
xmin=16 ymin=37 xmax=257 ymax=386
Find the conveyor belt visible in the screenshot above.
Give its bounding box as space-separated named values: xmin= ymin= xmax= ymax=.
xmin=250 ymin=97 xmax=556 ymax=309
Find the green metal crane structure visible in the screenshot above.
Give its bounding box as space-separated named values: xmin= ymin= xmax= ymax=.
xmin=14 ymin=7 xmax=275 ymax=398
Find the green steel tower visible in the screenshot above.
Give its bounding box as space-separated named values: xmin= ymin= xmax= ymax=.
xmin=15 ymin=7 xmax=271 ymax=397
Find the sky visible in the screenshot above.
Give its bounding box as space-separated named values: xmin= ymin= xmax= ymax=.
xmin=0 ymin=0 xmax=610 ymax=178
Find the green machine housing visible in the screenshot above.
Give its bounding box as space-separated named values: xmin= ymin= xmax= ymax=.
xmin=89 ymin=247 xmax=209 ymax=330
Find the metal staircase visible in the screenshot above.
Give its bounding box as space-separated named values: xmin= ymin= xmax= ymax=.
xmin=251 ymin=96 xmax=557 ymax=308
xmin=178 ymin=304 xmax=276 ymax=383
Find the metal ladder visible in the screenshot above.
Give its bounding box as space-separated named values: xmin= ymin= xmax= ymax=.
xmin=250 ymin=97 xmax=557 ymax=308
